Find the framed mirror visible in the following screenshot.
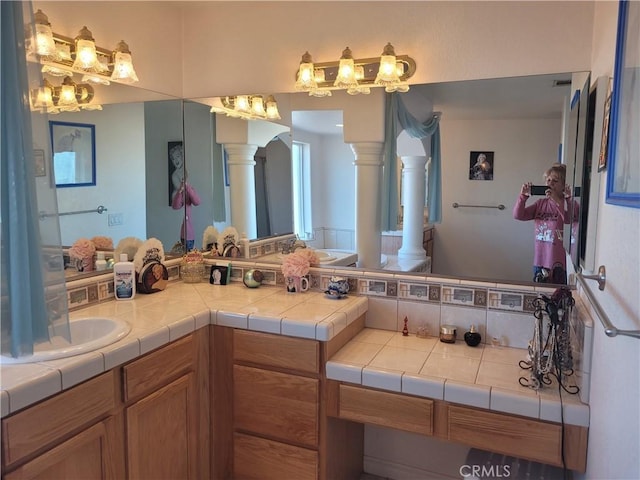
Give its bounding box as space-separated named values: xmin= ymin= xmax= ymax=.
xmin=606 ymin=0 xmax=640 ymax=208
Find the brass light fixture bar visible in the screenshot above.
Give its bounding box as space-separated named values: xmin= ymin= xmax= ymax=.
xmin=210 ymin=95 xmax=281 ymax=121
xmin=30 ymin=77 xmax=103 ymax=114
xmin=28 ymin=9 xmax=138 ymax=85
xmin=295 ymin=44 xmax=416 ymax=97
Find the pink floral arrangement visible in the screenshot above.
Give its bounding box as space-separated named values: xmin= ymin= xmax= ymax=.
xmin=69 ymin=238 xmax=96 ymax=260
xmin=69 ymin=238 xmax=97 ymax=271
xmin=293 ymin=248 xmax=320 ymax=266
xmin=91 ymin=236 xmax=113 ymax=250
xmin=281 ymin=251 xmax=311 ymax=278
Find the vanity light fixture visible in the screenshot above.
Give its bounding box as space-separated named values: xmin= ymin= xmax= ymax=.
xmin=30 ymin=77 xmax=103 ymax=114
xmin=28 ymin=9 xmax=139 ymax=85
xmin=210 ymin=95 xmax=281 ymax=121
xmin=295 ymin=43 xmax=415 ymax=97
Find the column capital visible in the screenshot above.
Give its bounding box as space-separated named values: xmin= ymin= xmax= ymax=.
xmin=350 ymin=142 xmax=384 ymax=166
xmin=224 ymin=144 xmax=259 ymax=165
xmin=400 ymin=155 xmax=428 ymax=170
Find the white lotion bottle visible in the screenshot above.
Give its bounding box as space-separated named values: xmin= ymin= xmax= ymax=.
xmin=114 ymin=253 xmax=136 ymax=300
xmin=95 ymin=251 xmax=107 ymax=271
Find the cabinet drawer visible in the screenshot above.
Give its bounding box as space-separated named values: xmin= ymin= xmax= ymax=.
xmin=234 ymin=365 xmax=318 ymax=448
xmin=234 ymin=432 xmax=318 ymax=480
xmin=448 ymin=405 xmax=562 ymax=467
xmin=2 ymin=371 xmax=116 ymax=467
xmin=339 ymin=384 xmax=433 ymax=436
xmin=123 ymin=334 xmax=193 ymax=401
xmin=234 ymin=330 xmax=319 ymax=374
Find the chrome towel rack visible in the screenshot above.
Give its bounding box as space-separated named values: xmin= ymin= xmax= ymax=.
xmin=39 ymin=205 xmax=108 ymax=219
xmin=577 ymin=265 xmax=640 ymax=339
xmin=452 ymin=202 xmax=505 ymax=210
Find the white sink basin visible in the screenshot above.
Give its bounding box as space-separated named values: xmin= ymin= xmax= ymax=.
xmin=0 ymin=317 xmax=131 ymax=364
xmin=277 ymin=250 xmax=336 ymax=262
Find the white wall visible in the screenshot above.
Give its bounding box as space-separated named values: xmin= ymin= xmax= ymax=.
xmin=55 ymin=103 xmax=146 ymax=246
xmin=180 ymin=1 xmax=593 ymax=98
xmin=436 ymin=117 xmax=561 ymax=281
xmin=579 ymin=2 xmax=640 ymax=479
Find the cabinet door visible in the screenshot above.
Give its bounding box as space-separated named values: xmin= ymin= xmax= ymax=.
xmin=126 ymin=373 xmax=197 ymax=479
xmin=4 ymin=421 xmax=116 ymax=480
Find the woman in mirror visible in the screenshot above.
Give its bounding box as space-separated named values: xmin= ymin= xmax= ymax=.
xmin=171 ymin=172 xmax=201 ymax=252
xmin=513 ymin=163 xmax=578 ymax=284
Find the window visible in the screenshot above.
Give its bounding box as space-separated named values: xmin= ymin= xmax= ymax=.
xmin=292 ymin=141 xmax=313 ymax=239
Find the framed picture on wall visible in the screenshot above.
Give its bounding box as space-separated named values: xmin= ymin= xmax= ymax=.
xmin=598 ymin=80 xmax=612 ymax=172
xmin=168 ymin=141 xmax=184 ymax=206
xmin=49 ymin=121 xmax=96 ymax=188
xmin=469 ymin=151 xmax=494 ymax=180
xmin=606 ymin=0 xmax=639 ymax=207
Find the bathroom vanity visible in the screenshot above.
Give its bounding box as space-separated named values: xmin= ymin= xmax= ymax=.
xmin=1 ymin=268 xmax=590 ymax=479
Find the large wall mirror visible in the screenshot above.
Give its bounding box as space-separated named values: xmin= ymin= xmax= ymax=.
xmin=184 ymin=70 xmax=596 ymax=286
xmin=45 ymin=70 xmax=596 ymax=287
xmin=31 ymin=80 xmax=186 ymax=280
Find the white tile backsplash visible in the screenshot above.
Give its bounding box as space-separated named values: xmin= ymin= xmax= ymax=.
xmin=486 ymin=310 xmax=533 ymax=349
xmin=440 ymin=305 xmax=487 ymax=340
xmin=398 ymin=301 xmax=441 ymax=336
xmin=365 ymin=297 xmax=398 ymax=330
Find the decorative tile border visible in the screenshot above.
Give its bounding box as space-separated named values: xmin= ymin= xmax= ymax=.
xmin=245 ymin=233 xmax=296 ymax=259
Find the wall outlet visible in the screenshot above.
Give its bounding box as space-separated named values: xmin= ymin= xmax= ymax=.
xmin=108 ymin=213 xmax=123 ymax=226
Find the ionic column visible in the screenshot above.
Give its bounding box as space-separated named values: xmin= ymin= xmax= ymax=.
xmin=351 ymin=142 xmax=384 ymax=269
xmin=398 ymin=155 xmax=428 ymax=260
xmin=224 ymin=143 xmax=259 ymax=239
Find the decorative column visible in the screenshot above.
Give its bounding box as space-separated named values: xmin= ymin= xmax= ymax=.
xmin=398 ymin=155 xmax=428 ymax=260
xmin=224 ymin=143 xmax=259 ymax=239
xmin=351 ymin=142 xmax=384 ymax=269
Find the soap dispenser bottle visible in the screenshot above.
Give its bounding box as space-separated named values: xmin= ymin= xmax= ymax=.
xmin=464 ymin=324 xmax=482 ymax=347
xmin=95 ymin=251 xmax=107 ymax=271
xmin=114 ymin=253 xmax=136 ymax=300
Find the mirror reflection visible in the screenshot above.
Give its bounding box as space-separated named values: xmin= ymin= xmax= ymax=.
xmin=49 ymin=71 xmax=594 ymax=286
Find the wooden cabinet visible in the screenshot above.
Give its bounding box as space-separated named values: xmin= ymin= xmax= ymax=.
xmin=234 ymin=432 xmax=318 ymax=480
xmin=328 ymin=381 xmax=588 ymax=473
xmin=123 ymin=332 xmax=208 ymax=480
xmin=3 ymin=419 xmax=120 ymax=480
xmin=211 ymin=317 xmax=367 ymax=480
xmin=126 ymin=374 xmax=197 ymax=479
xmin=234 ymin=365 xmax=319 ymax=448
xmin=213 ymin=328 xmax=322 ymax=479
xmin=1 ymin=371 xmax=123 ymax=480
xmin=338 ymin=384 xmax=434 ymax=436
xmin=1 ymin=330 xmax=209 ymax=480
xmin=447 ymin=405 xmax=587 ymax=472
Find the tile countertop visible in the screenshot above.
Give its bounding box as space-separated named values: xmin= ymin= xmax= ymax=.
xmin=326 ymin=328 xmax=589 ymax=428
xmin=0 ymin=282 xmax=367 ymax=417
